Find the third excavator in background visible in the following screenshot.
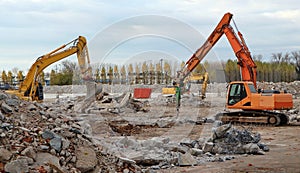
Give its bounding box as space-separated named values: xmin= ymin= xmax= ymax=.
xmin=175 ymin=12 xmax=293 ymax=125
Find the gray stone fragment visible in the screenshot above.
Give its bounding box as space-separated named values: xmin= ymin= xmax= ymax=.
xmin=50 ymin=148 xmax=57 ymax=155
xmin=41 ymin=129 xmax=56 ymax=139
xmin=21 ymin=146 xmax=36 ymax=160
xmin=0 ymin=93 xmax=8 ymax=100
xmin=212 ymin=123 xmax=231 ymax=139
xmin=258 ymin=143 xmax=269 ymax=152
xmin=27 ymin=103 xmax=37 ymax=111
xmin=202 ymin=142 xmax=214 ymax=153
xmin=189 ymin=148 xmax=203 ymax=156
xmin=5 ymin=98 xmax=19 ymax=107
xmin=33 ymin=152 xmax=62 ymax=171
xmin=40 ymin=145 xmax=50 ymax=150
xmin=243 ymin=143 xmax=260 ymax=154
xmin=177 ymin=152 xmax=197 ymax=166
xmin=1 ymin=122 xmax=13 ymax=130
xmin=62 ymin=138 xmax=70 ymax=149
xmin=75 ymin=146 xmax=97 ymax=172
xmin=5 ymin=157 xmax=29 ymax=173
xmin=50 ymin=137 xmax=62 ymax=152
xmin=0 ymin=112 xmax=5 ymax=120
xmin=0 ymin=148 xmax=12 ymax=162
xmin=1 ymin=102 xmax=13 ymax=113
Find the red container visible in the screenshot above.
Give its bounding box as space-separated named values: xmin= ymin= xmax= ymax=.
xmin=134 ymin=88 xmax=152 ymax=99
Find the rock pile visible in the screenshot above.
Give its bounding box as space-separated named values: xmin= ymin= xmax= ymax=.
xmin=0 ymin=91 xmax=140 ymax=172
xmin=202 ymin=122 xmax=269 ymax=155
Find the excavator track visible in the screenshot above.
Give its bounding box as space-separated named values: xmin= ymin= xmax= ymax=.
xmin=216 ymin=111 xmax=289 ymax=126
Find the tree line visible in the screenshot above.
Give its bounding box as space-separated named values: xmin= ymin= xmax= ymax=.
xmin=1 ymin=50 xmax=300 ymax=86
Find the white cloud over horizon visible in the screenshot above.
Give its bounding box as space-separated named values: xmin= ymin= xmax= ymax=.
xmin=0 ymin=0 xmax=299 ymax=73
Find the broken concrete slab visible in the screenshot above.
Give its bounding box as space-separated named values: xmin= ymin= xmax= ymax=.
xmin=75 ymin=146 xmax=97 ymax=172
xmin=178 ymin=152 xmax=197 ymax=166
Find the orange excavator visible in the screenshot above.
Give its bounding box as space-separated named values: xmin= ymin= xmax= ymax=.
xmin=176 ymin=12 xmax=293 ymax=125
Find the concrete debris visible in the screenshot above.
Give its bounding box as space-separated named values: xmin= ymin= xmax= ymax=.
xmin=75 ymin=146 xmax=97 ymax=172
xmin=203 ymin=123 xmax=268 ymax=155
xmin=0 ymin=148 xmax=12 ymax=162
xmin=178 ymin=152 xmax=198 ymax=166
xmin=0 ymin=80 xmax=299 ymax=172
xmin=0 ymin=91 xmax=140 ymax=172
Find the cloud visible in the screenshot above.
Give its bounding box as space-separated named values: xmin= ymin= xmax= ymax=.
xmin=0 ymin=0 xmax=299 ymax=72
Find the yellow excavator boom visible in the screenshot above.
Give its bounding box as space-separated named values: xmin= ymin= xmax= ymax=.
xmin=7 ymin=36 xmax=93 ymax=101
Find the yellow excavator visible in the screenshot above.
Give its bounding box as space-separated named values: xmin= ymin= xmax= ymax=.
xmin=6 ymin=36 xmax=96 ymax=101
xmin=162 ymin=71 xmax=209 ymax=99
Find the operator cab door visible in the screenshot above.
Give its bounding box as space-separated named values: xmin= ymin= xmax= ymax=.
xmin=227 ymin=83 xmax=247 ymax=105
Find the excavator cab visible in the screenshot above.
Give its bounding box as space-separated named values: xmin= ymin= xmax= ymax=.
xmin=227 ymin=83 xmax=248 ymax=105
xmin=226 ymin=81 xmax=293 ymax=111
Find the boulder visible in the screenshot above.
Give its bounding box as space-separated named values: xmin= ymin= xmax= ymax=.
xmin=178 ymin=152 xmax=197 ymax=166
xmin=1 ymin=102 xmax=13 ymax=114
xmin=0 ymin=148 xmax=12 ymax=162
xmin=75 ymin=146 xmax=97 ymax=172
xmin=21 ymin=146 xmax=37 ymax=160
xmin=4 ymin=157 xmax=30 ymax=173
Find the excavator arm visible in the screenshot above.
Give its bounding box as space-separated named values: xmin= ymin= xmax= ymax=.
xmin=177 ymin=12 xmax=257 ymax=88
xmin=17 ymin=36 xmax=92 ymax=101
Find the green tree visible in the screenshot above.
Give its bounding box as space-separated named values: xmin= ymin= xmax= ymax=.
xmin=1 ymin=71 xmax=7 ymax=83
xmin=128 ymin=64 xmax=134 ymax=84
xmin=50 ymin=70 xmax=57 ymax=85
xmin=149 ymin=62 xmax=155 ymax=85
xmin=164 ymin=61 xmax=172 ymax=84
xmin=17 ymin=70 xmax=24 ymax=82
xmin=95 ymin=68 xmax=100 ymax=82
xmin=120 ymin=65 xmax=126 ymax=84
xmin=108 ymin=66 xmax=113 ymax=84
xmin=142 ymin=62 xmax=148 ymax=84
xmin=135 ymin=64 xmax=140 ymax=84
xmin=101 ymin=66 xmax=106 ymax=84
xmin=113 ymin=65 xmax=120 ymax=84
xmin=7 ymin=71 xmax=13 ymax=85
xmin=224 ymin=59 xmax=236 ymax=82
xmin=40 ymin=71 xmax=45 ymax=85
xmin=156 ymin=62 xmax=162 ymax=84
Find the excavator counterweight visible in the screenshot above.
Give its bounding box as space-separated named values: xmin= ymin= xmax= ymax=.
xmin=176 ymin=12 xmax=293 ymax=125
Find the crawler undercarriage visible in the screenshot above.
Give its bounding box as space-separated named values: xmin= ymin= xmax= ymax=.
xmin=216 ymin=110 xmax=289 ymax=126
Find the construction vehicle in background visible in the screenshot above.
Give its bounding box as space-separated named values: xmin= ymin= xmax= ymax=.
xmin=6 ymin=36 xmax=99 ymax=101
xmin=162 ymin=71 xmax=208 ymax=102
xmin=175 ymin=12 xmax=293 ymax=125
xmin=187 ymin=72 xmax=209 ymax=99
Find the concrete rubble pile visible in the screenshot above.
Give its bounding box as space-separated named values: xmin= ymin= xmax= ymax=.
xmin=0 ymin=91 xmax=141 ymax=172
xmin=100 ymin=135 xmax=236 ymax=171
xmin=202 ymin=122 xmax=269 ymax=155
xmin=101 ymin=122 xmax=270 ymax=171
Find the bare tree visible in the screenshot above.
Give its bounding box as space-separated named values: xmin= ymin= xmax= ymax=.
xmin=271 ymin=52 xmax=283 ymax=63
xmin=253 ymin=54 xmax=263 ymax=62
xmin=282 ymin=52 xmax=290 ymax=63
xmin=291 ymin=51 xmax=300 ymax=80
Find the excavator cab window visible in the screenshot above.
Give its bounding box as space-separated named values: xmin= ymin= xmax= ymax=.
xmin=228 ymin=83 xmax=247 ymax=105
xmin=248 ymin=83 xmax=257 ymax=93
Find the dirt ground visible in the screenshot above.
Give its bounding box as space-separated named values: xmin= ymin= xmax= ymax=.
xmin=46 ymin=87 xmax=300 ymax=172
xmin=160 ymin=98 xmax=300 ymax=173
xmin=162 ymin=125 xmax=300 ymax=173
xmin=124 ymin=97 xmax=300 ymax=172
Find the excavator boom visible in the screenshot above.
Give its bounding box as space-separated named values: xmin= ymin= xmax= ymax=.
xmin=177 ymin=13 xmax=232 ymax=85
xmin=176 ymin=12 xmax=293 ymax=125
xmin=9 ymin=36 xmax=93 ymax=101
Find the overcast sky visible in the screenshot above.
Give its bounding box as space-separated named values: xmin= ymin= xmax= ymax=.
xmin=0 ymin=0 xmax=299 ymax=73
